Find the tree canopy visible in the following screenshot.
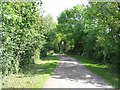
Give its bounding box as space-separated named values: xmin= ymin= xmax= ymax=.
xmin=1 ymin=1 xmax=119 ymax=75
xmin=56 ymin=2 xmax=119 ymax=66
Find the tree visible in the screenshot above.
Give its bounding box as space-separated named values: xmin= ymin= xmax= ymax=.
xmin=2 ymin=1 xmax=45 ymax=75
xmin=40 ymin=15 xmax=57 ymax=57
xmin=57 ymin=5 xmax=85 ymax=54
xmin=57 ymin=2 xmax=119 ymax=68
xmin=83 ymin=2 xmax=119 ymax=64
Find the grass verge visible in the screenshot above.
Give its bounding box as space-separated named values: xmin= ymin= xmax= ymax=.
xmin=2 ymin=55 xmax=58 ymax=88
xmin=71 ymin=55 xmax=119 ymax=89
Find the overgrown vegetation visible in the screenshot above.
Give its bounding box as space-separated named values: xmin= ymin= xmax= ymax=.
xmin=1 ymin=1 xmax=119 ymax=89
xmin=56 ymin=2 xmax=119 ymax=73
xmin=2 ymin=2 xmax=43 ymax=75
xmin=1 ymin=1 xmax=56 ymax=75
xmin=2 ymin=55 xmax=58 ymax=88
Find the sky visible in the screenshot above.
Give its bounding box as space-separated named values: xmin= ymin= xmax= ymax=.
xmin=41 ymin=0 xmax=88 ymax=22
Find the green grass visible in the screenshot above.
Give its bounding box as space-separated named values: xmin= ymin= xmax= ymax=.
xmin=2 ymin=55 xmax=58 ymax=88
xmin=71 ymin=55 xmax=119 ymax=89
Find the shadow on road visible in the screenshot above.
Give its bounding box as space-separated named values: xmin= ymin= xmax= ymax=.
xmin=49 ymin=55 xmax=113 ymax=88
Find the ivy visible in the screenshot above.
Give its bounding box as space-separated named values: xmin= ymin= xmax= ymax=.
xmin=2 ymin=1 xmax=46 ymax=75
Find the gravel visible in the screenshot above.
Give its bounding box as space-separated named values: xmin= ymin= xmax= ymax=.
xmin=43 ymin=55 xmax=114 ymax=89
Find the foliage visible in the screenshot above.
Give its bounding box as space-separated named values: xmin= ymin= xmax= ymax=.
xmin=57 ymin=5 xmax=85 ymax=54
xmin=2 ymin=1 xmax=45 ymax=75
xmin=83 ymin=2 xmax=119 ymax=64
xmin=40 ymin=15 xmax=57 ymax=58
xmin=2 ymin=1 xmax=119 ymax=80
xmin=57 ymin=2 xmax=119 ymax=67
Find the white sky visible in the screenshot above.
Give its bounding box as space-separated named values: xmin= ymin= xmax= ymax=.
xmin=42 ymin=0 xmax=88 ymax=22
